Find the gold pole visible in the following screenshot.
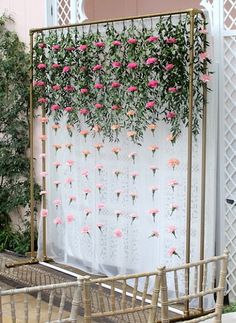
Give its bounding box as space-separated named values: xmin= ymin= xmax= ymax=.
xmin=41 ymin=107 xmax=47 ymax=259
xmin=184 ymin=9 xmax=196 ymax=317
xmin=199 ymin=13 xmax=208 ymax=312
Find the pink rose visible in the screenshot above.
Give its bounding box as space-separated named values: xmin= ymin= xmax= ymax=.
xmin=165 ymin=37 xmax=177 ymax=44
xmin=147 ymin=36 xmax=159 ymax=42
xmin=63 ymin=66 xmax=71 ymax=73
xmin=37 ymin=63 xmax=46 ymax=69
xmin=51 ymin=104 xmax=60 ymax=111
xmin=168 ymin=87 xmax=177 ymax=93
xmin=80 ymin=108 xmax=89 ymax=115
xmin=51 ymin=63 xmax=60 ymax=69
xmin=165 ymin=63 xmax=174 ymax=71
xmin=146 ymin=101 xmax=156 ymax=109
xmin=79 ymin=44 xmax=88 ymax=51
xmin=112 ymin=61 xmax=121 ymax=68
xmin=166 ymin=111 xmax=176 ymax=119
xmin=127 ymin=62 xmax=138 ymax=69
xmin=38 ymin=43 xmax=46 ymax=48
xmin=80 ymin=88 xmax=88 ymax=94
xmin=52 ymin=44 xmax=61 ymax=51
xmin=94 ymin=83 xmax=104 ymax=89
xmin=94 ymin=41 xmax=105 ymax=48
xmin=95 ymin=103 xmax=104 ymax=109
xmin=128 ymin=38 xmax=137 ymax=44
xmin=93 ymin=64 xmax=102 ymax=71
xmin=112 ymin=40 xmax=121 ymax=46
xmin=127 ymin=86 xmax=137 ymax=92
xmin=38 ymin=97 xmax=48 ymax=103
xmin=146 ymin=57 xmax=157 ymax=65
xmin=64 ymin=85 xmax=75 ymax=92
xmin=148 ymin=80 xmax=159 ymax=88
xmin=111 ymin=82 xmax=121 ymax=88
xmin=52 ymin=85 xmax=61 ymax=91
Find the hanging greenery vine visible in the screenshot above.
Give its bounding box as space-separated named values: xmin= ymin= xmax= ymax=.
xmin=33 ymin=12 xmax=210 ymax=143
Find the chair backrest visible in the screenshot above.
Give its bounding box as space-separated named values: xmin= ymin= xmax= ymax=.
xmin=0 ymin=278 xmax=83 ymax=323
xmin=160 ymin=250 xmax=229 ymax=323
xmin=82 ymin=268 xmax=164 ymax=323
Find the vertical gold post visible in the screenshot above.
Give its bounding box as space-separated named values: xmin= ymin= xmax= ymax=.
xmin=185 ymin=9 xmax=196 ymax=317
xmin=29 ymin=31 xmax=36 ymax=259
xmin=41 ymin=106 xmax=47 ymax=259
xmin=199 ymin=12 xmax=207 ymax=312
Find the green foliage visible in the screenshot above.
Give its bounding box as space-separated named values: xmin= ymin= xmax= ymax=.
xmin=224 ymin=303 xmax=236 ymax=313
xmin=0 ymin=15 xmax=40 ymax=249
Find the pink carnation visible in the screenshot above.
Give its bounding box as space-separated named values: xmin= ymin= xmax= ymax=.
xmin=94 ymin=41 xmax=105 ymax=48
xmin=81 ymin=225 xmax=90 ymax=235
xmin=127 ymin=62 xmax=138 ymax=69
xmin=147 ymin=36 xmax=159 ymax=42
xmin=165 ymin=63 xmax=174 ymax=71
xmin=200 ymin=74 xmax=211 ymax=83
xmin=38 ymin=97 xmax=48 ymax=103
xmin=52 ymin=85 xmax=61 ymax=91
xmin=127 ymin=86 xmax=137 ymax=92
xmin=111 ymin=82 xmax=121 ymax=88
xmin=112 ymin=61 xmax=121 ymax=68
xmin=41 ymin=209 xmax=48 ymax=217
xmin=148 ymin=80 xmax=159 ymax=88
xmin=66 ymin=214 xmax=75 ymax=223
xmin=146 ymin=57 xmax=157 ymax=65
xmin=94 ymin=83 xmax=104 ymax=89
xmin=112 ymin=40 xmax=121 ymax=46
xmin=112 ymin=105 xmax=121 ymax=110
xmin=38 ymin=43 xmax=46 ymax=48
xmin=64 ymin=106 xmax=73 ymax=112
xmin=146 ymin=101 xmax=156 ymax=109
xmin=166 ymin=111 xmax=176 ymax=119
xmin=128 ymin=38 xmax=137 ymax=44
xmin=80 ymin=88 xmax=88 ymax=94
xmin=52 ymin=44 xmax=61 ymax=51
xmin=80 ymin=108 xmax=89 ymax=115
xmin=54 ymin=217 xmax=62 ymax=225
xmin=114 ymin=229 xmax=122 ymax=237
xmin=63 ymin=66 xmax=71 ymax=73
xmin=52 ymin=63 xmax=61 ymax=69
xmin=165 ymin=37 xmax=177 ymax=44
xmin=95 ymin=103 xmax=104 ymax=109
xmin=37 ymin=63 xmax=46 ymax=69
xmin=51 ymin=104 xmax=60 ymax=111
xmin=79 ymin=44 xmax=88 ymax=51
xmin=93 ymin=64 xmax=102 ymax=71
xmin=168 ymin=87 xmax=177 ymax=93
xmin=64 ymin=85 xmax=75 ymax=92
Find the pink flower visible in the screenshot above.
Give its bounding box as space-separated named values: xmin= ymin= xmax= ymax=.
xmin=80 ymin=108 xmax=89 ymax=115
xmin=52 ymin=124 xmax=60 ymax=133
xmin=54 ymin=217 xmax=62 ymax=225
xmin=66 ymin=214 xmax=75 ymax=223
xmin=82 ymin=169 xmax=89 ymax=179
xmin=65 ymin=143 xmax=73 ymax=151
xmin=94 ymin=143 xmax=104 ymax=152
xmin=111 ymin=105 xmax=121 ymax=110
xmin=168 ymin=158 xmax=180 ymax=170
xmin=112 ymin=61 xmax=121 ymax=68
xmin=168 ymin=87 xmax=177 ymax=93
xmin=130 ymin=213 xmax=138 ymax=224
xmin=39 ymin=134 xmax=47 ymax=141
xmin=52 ymin=63 xmax=61 ymax=69
xmin=64 ymin=106 xmax=73 ymax=112
xmin=165 ymin=63 xmax=174 ymax=71
xmin=84 ymin=208 xmax=91 ymax=217
xmin=94 ymin=41 xmax=105 ymax=48
xmin=53 ymin=180 xmax=61 ymax=188
xmin=38 ymin=43 xmax=46 ymax=48
xmin=148 ymin=80 xmax=159 ymax=88
xmin=115 ymin=190 xmax=122 ymax=200
xmin=127 ymin=86 xmax=137 ymax=92
xmin=168 ymin=247 xmax=180 ymax=258
xmin=81 ymin=225 xmax=90 ymax=236
xmin=127 ymin=62 xmax=138 ymax=69
xmin=34 ymin=81 xmax=45 ymax=87
xmin=114 ymin=229 xmax=122 ymax=237
xmin=53 ymin=161 xmax=61 ymax=170
xmin=79 ymin=44 xmax=88 ymax=51
xmin=147 ymin=124 xmax=157 ymax=135
xmin=165 ymin=37 xmax=177 ymax=44
xmin=166 ymin=134 xmax=176 ymax=144
xmin=114 ymin=169 xmax=121 ymax=179
xmin=97 ymin=203 xmax=105 ymax=213
xmin=94 ymin=83 xmax=104 ymax=89
xmin=131 ymin=172 xmax=138 ymax=183
xmin=93 ymin=64 xmax=103 ymax=71
xmin=112 ymin=147 xmax=121 ymax=159
xmin=62 ymin=66 xmax=71 ymax=73
xmin=200 ymin=74 xmax=211 ymax=83
xmin=150 ymin=165 xmax=158 ymax=176
xmin=65 ymin=177 xmax=74 ymax=186
xmin=115 ymin=210 xmax=122 ymax=220
xmin=170 ymin=203 xmax=178 ymax=216
xmin=148 ymin=209 xmax=159 ymax=222
xmin=64 ymin=85 xmax=75 ymax=92
xmin=65 ymin=47 xmax=75 ymax=51
xmin=95 ymin=103 xmax=104 ymax=109
xmin=41 ymin=209 xmax=48 ymax=217
xmin=83 ymin=188 xmax=91 ymax=199
xmin=66 ymin=160 xmax=74 ymax=170
xmin=96 ymin=183 xmax=103 ymax=193
xmin=96 ymin=164 xmax=103 ymax=174
xmin=80 ymin=129 xmax=89 ymax=141
xmin=53 ymin=199 xmax=61 ymax=207
xmin=199 ymin=52 xmax=209 ymax=62
xmin=128 ymin=152 xmax=137 ymax=164
xmin=38 ymin=97 xmax=48 ymax=103
xmin=148 ymin=230 xmax=159 ymax=238
xmin=111 ymin=82 xmax=121 ymax=88
xmin=168 ymin=225 xmax=177 ymax=238
xmin=150 ymin=186 xmax=158 ymax=200
xmin=166 ymin=111 xmax=176 ymax=119
xmin=147 ymin=36 xmax=159 ymax=42
xmin=199 ymin=27 xmax=208 ymax=34
xmin=40 ymin=171 xmax=48 ymax=177
xmin=130 ymin=192 xmax=138 ymax=205
xmin=97 ymin=223 xmax=104 ymax=232
xmin=146 ymin=101 xmax=156 ymax=109
xmin=53 ymin=144 xmax=62 ymax=151
xmin=148 ymin=145 xmax=159 ymax=157
xmin=37 ymin=63 xmax=46 ymax=69
xmin=146 ymin=57 xmax=157 ymax=65
xmin=52 ymin=44 xmax=61 ymax=51
xmin=51 ymin=104 xmax=60 ymax=111
xmin=128 ymin=38 xmax=137 ymax=44
xmin=52 ymin=85 xmax=61 ymax=91
xmin=80 ymin=88 xmax=88 ymax=94
xmin=168 ymin=179 xmax=179 ymax=191
xmin=112 ymin=40 xmax=121 ymax=46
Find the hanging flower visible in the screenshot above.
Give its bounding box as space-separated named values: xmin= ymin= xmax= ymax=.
xmin=146 ymin=57 xmax=157 ymax=65
xmin=150 ymin=165 xmax=158 ymax=176
xmin=147 ymin=36 xmax=159 ymax=42
xmin=112 ymin=61 xmax=121 ymax=68
xmin=111 ymin=81 xmax=121 ymax=88
xmin=168 ymin=158 xmax=180 ymax=170
xmin=127 ymin=131 xmax=137 ymax=140
xmin=112 ymin=40 xmax=121 ymax=46
xmin=165 ymin=63 xmax=174 ymax=71
xmin=53 ymin=199 xmax=61 ymax=208
xmin=148 ymin=80 xmax=159 ymax=88
xmin=66 ymin=214 xmax=75 ymax=223
xmin=95 ymin=103 xmax=104 ymax=109
xmin=66 ymin=159 xmax=74 ymax=170
xmin=93 ymin=64 xmax=103 ymax=71
xmin=79 ymin=44 xmax=88 ymax=51
xmin=93 ymin=124 xmax=101 ymax=133
xmin=168 ymin=87 xmax=177 ymax=93
xmin=84 ymin=208 xmax=92 ymax=218
xmin=150 ymin=186 xmax=158 ymax=200
xmin=148 ymin=230 xmax=159 ymax=238
xmin=170 ymin=203 xmax=178 ymax=216
xmin=114 ymin=228 xmax=122 ymax=237
xmin=199 ymin=27 xmax=208 ymax=34
xmin=53 ymin=180 xmax=61 ymax=189
xmin=165 ymin=37 xmax=177 ymax=44
xmin=38 ymin=97 xmax=48 ymax=103
xmin=52 ymin=44 xmax=61 ymax=51
xmin=127 ymin=110 xmax=136 ymax=117
xmin=168 ymin=225 xmax=177 ymax=238
xmin=111 ymin=124 xmax=121 ymax=132
xmin=81 ymin=225 xmax=91 ymax=237
xmin=64 ymin=106 xmax=73 ymax=112
xmin=39 ymin=134 xmax=47 ymax=141
xmin=37 ymin=63 xmax=46 ymax=69
xmin=127 ymin=62 xmax=138 ymax=69
xmin=80 ymin=88 xmax=89 ymax=94
xmin=168 ymin=179 xmax=179 ymax=191
xmin=40 ymin=171 xmax=48 ymax=177
xmin=148 ymin=209 xmax=159 ymax=222
xmin=54 ymin=217 xmax=63 ymax=225
xmin=41 ymin=209 xmax=48 ymax=217
xmin=94 ymin=83 xmax=104 ymax=89
xmin=80 ymin=129 xmax=89 ymax=142
xmin=65 ymin=177 xmax=73 ymax=187
xmin=111 ymin=105 xmax=121 ymax=111
xmin=147 ymin=124 xmax=157 ymax=136
xmin=166 ymin=134 xmax=176 ymax=145
xmin=128 ymin=38 xmax=138 ymax=44
xmin=82 ymin=150 xmax=91 ymax=160
xmin=199 ymin=52 xmax=209 ymax=61
xmin=96 ymin=183 xmax=103 ymax=194
xmin=94 ymin=41 xmax=105 ymax=48
xmin=128 ymin=152 xmax=137 ymax=164
xmin=69 ymin=195 xmax=76 ymax=204
xmin=52 ymin=123 xmax=60 ymax=133
xmin=166 ymin=111 xmax=176 ymax=120
xmin=38 ymin=43 xmax=46 ymax=48
xmin=168 ymin=247 xmax=180 ymax=258
xmin=115 ymin=210 xmax=122 ymax=220
xmin=53 ymin=144 xmax=62 ymax=152
xmin=65 ymin=143 xmax=73 ymax=152
xmin=83 ymin=188 xmax=91 ymax=199
xmin=148 ymin=145 xmax=159 ymax=157
xmin=115 ymin=190 xmax=122 ymax=200
xmin=200 ymin=74 xmax=211 ymax=83
xmin=112 ymin=147 xmax=121 ymax=159
xmin=131 ymin=172 xmax=138 ymax=184
xmin=94 ymin=143 xmax=104 ymax=153
xmin=64 ymin=85 xmax=75 ymax=92
xmin=127 ymin=86 xmax=138 ymax=92
xmin=96 ymin=164 xmax=103 ymax=175
xmin=52 ymin=63 xmax=61 ymax=69
xmin=146 ymin=101 xmax=156 ymax=109
xmin=62 ymin=66 xmax=71 ymax=73
xmin=130 ymin=192 xmax=138 ymax=205
xmin=130 ymin=213 xmax=138 ymax=224
xmin=82 ymin=169 xmax=89 ymax=180
xmin=114 ymin=169 xmax=121 ymax=179
xmin=97 ymin=203 xmax=105 ymax=214
xmin=52 ymin=85 xmax=61 ymax=91
xmin=66 ymin=125 xmax=74 ymax=133
xmin=40 ymin=117 xmax=48 ymax=123
xmin=53 ymin=161 xmax=61 ymax=170
xmin=97 ymin=223 xmax=104 ymax=232
xmin=80 ymin=108 xmax=89 ymax=115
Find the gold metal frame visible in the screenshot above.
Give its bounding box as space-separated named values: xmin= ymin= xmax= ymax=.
xmin=7 ymin=7 xmax=208 ymax=321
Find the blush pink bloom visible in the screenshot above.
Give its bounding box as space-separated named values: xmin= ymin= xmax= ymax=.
xmin=66 ymin=160 xmax=74 ymax=169
xmin=82 ymin=169 xmax=89 ymax=179
xmin=199 ymin=27 xmax=208 ymax=34
xmin=148 ymin=209 xmax=159 ymax=222
xmin=166 ymin=111 xmax=176 ymax=119
xmin=38 ymin=43 xmax=46 ymax=48
xmin=79 ymin=44 xmax=88 ymax=51
xmin=52 ymin=85 xmax=61 ymax=91
xmin=41 ymin=209 xmax=48 ymax=217
xmin=168 ymin=225 xmax=177 ymax=238
xmin=80 ymin=108 xmax=89 ymax=115
xmin=170 ymin=203 xmax=178 ymax=216
xmin=146 ymin=101 xmax=156 ymax=109
xmin=53 ymin=180 xmax=61 ymax=188
xmin=94 ymin=41 xmax=105 ymax=48
xmin=66 ymin=214 xmax=75 ymax=223
xmin=54 ymin=217 xmax=62 ymax=225
xmin=147 ymin=36 xmax=159 ymax=42
xmin=150 ymin=165 xmax=158 ymax=176
xmin=169 ymin=179 xmax=179 ymax=191
xmin=127 ymin=86 xmax=137 ymax=92
xmin=52 ymin=63 xmax=61 ymax=69
xmin=96 ymin=164 xmax=103 ymax=174
xmin=111 ymin=105 xmax=121 ymax=111
xmin=148 ymin=145 xmax=159 ymax=157
xmin=83 ymin=188 xmax=91 ymax=199
xmin=62 ymin=66 xmax=71 ymax=73
xmin=168 ymin=87 xmax=177 ymax=93
xmin=112 ymin=61 xmax=121 ymax=68
xmin=165 ymin=37 xmax=177 ymax=44
xmin=168 ymin=158 xmax=180 ymax=170
xmin=112 ymin=40 xmax=121 ymax=46
xmin=112 ymin=147 xmax=121 ymax=159
xmin=64 ymin=85 xmax=75 ymax=92
xmin=131 ymin=172 xmax=138 ymax=183
xmin=64 ymin=106 xmax=73 ymax=112
xmin=39 ymin=134 xmax=47 ymax=141
xmin=93 ymin=64 xmax=103 ymax=71
xmin=94 ymin=143 xmax=104 ymax=152
xmin=52 ymin=124 xmax=60 ymax=133
xmin=65 ymin=143 xmax=73 ymax=151
xmin=200 ymin=74 xmax=211 ymax=83
xmin=130 ymin=213 xmax=138 ymax=224
xmin=114 ymin=229 xmax=122 ymax=238
xmin=65 ymin=177 xmax=74 ymax=186
xmin=97 ymin=203 xmax=105 ymax=213
xmin=94 ymin=83 xmax=104 ymax=89
xmin=34 ymin=81 xmax=45 ymax=87
xmin=199 ymin=52 xmax=209 ymax=61
xmin=128 ymin=38 xmax=137 ymax=44
xmin=95 ymin=103 xmax=104 ymax=109
xmin=115 ymin=210 xmax=122 ymax=220
xmin=81 ymin=225 xmax=90 ymax=236
xmin=52 ymin=44 xmax=61 ymax=51
xmin=53 ymin=144 xmax=62 ymax=151
xmin=37 ymin=63 xmax=46 ymax=69
xmin=51 ymin=104 xmax=60 ymax=111
xmin=127 ymin=62 xmax=138 ymax=69
xmin=128 ymin=152 xmax=137 ymax=164
xmin=53 ymin=161 xmax=61 ymax=169
xmin=80 ymin=88 xmax=88 ymax=94
xmin=168 ymin=247 xmax=180 ymax=258
xmin=40 ymin=117 xmax=48 ymax=123
xmin=96 ymin=183 xmax=103 ymax=193
xmin=146 ymin=57 xmax=157 ymax=65
xmin=97 ymin=223 xmax=104 ymax=232
xmin=165 ymin=63 xmax=174 ymax=71
xmin=84 ymin=208 xmax=92 ymax=217
xmin=40 ymin=171 xmax=48 ymax=177
xmin=130 ymin=192 xmax=138 ymax=205
xmin=38 ymin=97 xmax=48 ymax=103
xmin=53 ymin=199 xmax=61 ymax=207
xmin=148 ymin=80 xmax=159 ymax=88
xmin=150 ymin=186 xmax=158 ymax=200
xmin=149 ymin=230 xmax=159 ymax=238
xmin=111 ymin=82 xmax=121 ymax=88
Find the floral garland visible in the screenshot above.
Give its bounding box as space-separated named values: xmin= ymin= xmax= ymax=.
xmin=33 ymin=14 xmax=210 ymax=144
